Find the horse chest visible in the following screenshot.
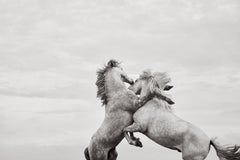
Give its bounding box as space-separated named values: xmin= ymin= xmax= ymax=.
xmin=146 ymin=123 xmax=184 ymax=149
xmin=109 ymin=92 xmax=137 ymax=112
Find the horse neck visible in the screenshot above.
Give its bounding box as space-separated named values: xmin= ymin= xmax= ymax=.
xmin=140 ymin=86 xmax=172 ymax=111
xmin=144 ymin=96 xmax=172 ymax=111
xmin=105 ymin=72 xmax=126 ymax=98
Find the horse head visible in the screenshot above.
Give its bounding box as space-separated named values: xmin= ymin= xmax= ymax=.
xmin=129 ymin=70 xmax=172 ymax=99
xmin=96 ymin=59 xmax=134 ymax=105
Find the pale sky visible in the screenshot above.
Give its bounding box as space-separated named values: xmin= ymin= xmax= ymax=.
xmin=0 ymin=0 xmax=240 ymax=160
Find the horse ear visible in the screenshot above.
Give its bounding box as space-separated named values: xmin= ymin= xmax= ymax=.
xmin=164 ymin=85 xmax=173 ymax=91
xmin=107 ymin=59 xmax=118 ymax=67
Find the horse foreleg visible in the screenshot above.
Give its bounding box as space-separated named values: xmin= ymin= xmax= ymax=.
xmin=129 ymin=132 xmax=138 ymax=140
xmin=124 ymin=123 xmax=143 ymax=147
xmin=124 ymin=131 xmax=143 ymax=147
xmin=124 ymin=122 xmax=142 ymax=132
xmin=124 ymin=132 xmax=135 ymax=145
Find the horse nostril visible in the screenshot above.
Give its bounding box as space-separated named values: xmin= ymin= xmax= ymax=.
xmin=130 ymin=80 xmax=134 ymax=85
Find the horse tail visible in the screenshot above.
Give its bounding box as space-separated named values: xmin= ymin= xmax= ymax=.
xmin=84 ymin=147 xmax=90 ymax=160
xmin=210 ymin=138 xmax=240 ymax=160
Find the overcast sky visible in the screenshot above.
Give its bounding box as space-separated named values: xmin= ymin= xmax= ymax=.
xmin=0 ymin=0 xmax=240 ymax=160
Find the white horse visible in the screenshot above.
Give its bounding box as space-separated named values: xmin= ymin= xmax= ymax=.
xmin=124 ymin=70 xmax=240 ymax=160
xmin=84 ymin=61 xmax=169 ymax=160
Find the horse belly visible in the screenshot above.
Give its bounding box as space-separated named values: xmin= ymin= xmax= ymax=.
xmin=144 ymin=114 xmax=187 ymax=150
xmin=146 ymin=128 xmax=183 ymax=150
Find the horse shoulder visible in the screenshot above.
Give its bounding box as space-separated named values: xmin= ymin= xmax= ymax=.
xmin=132 ymin=103 xmax=156 ymax=128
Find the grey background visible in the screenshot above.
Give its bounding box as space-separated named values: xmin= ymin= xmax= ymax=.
xmin=0 ymin=0 xmax=240 ymax=160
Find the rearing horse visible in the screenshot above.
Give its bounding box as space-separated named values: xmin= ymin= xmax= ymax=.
xmin=124 ymin=70 xmax=240 ymax=160
xmin=84 ymin=60 xmax=158 ymax=160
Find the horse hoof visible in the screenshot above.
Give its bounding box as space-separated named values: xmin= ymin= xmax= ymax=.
xmin=170 ymin=101 xmax=175 ymax=105
xmin=136 ymin=140 xmax=143 ymax=148
xmin=133 ymin=140 xmax=143 ymax=148
xmin=129 ymin=140 xmax=142 ymax=147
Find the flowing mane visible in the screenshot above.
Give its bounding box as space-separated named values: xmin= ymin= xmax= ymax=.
xmin=139 ymin=70 xmax=173 ymax=110
xmin=139 ymin=70 xmax=171 ymax=89
xmin=96 ymin=59 xmax=120 ymax=106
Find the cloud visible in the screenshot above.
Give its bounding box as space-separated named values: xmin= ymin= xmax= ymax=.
xmin=212 ymin=133 xmax=240 ymax=144
xmin=0 ymin=1 xmax=239 ymax=160
xmin=0 ymin=71 xmax=88 ymax=98
xmin=0 ymin=95 xmax=96 ymax=144
xmin=1 ymin=0 xmax=239 ymax=73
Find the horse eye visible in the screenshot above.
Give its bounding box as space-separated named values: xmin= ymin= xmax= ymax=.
xmin=135 ymin=79 xmax=138 ymax=83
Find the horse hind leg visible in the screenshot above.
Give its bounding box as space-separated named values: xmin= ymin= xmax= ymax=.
xmin=183 ymin=155 xmax=206 ymax=160
xmin=88 ymin=147 xmax=108 ymax=160
xmin=183 ymin=151 xmax=209 ymax=160
xmin=108 ymin=148 xmax=118 ymax=160
xmin=84 ymin=147 xmax=90 ymax=160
